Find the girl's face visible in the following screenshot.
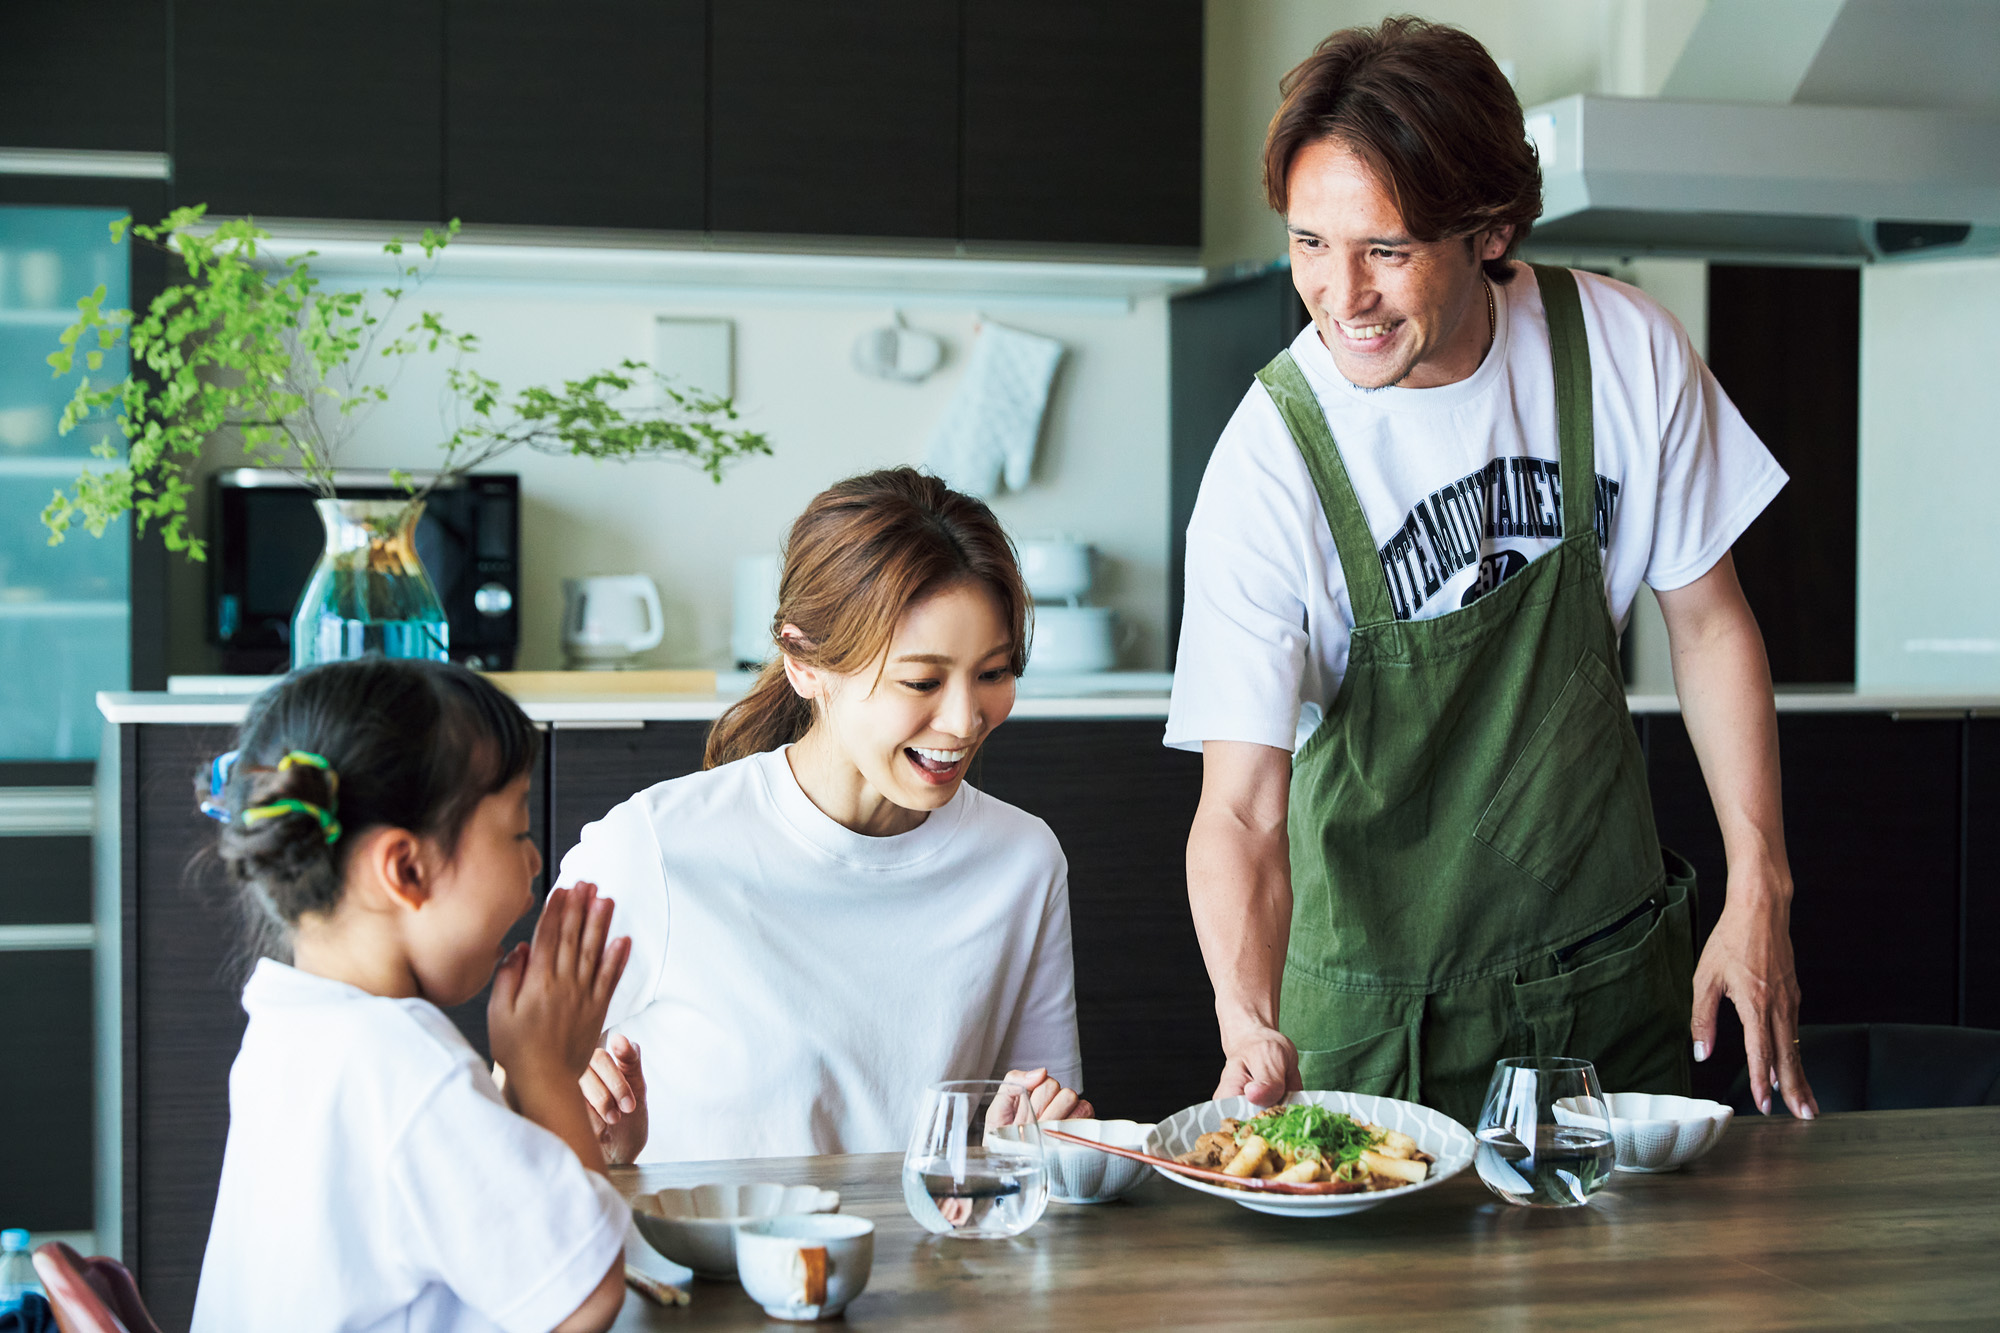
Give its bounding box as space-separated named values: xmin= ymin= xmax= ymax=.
xmin=794 ymin=580 xmax=1017 ymax=821
xmin=406 ymin=771 xmax=541 ymax=1006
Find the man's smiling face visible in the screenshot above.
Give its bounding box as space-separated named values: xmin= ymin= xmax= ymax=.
xmin=1284 ymin=137 xmax=1509 ymax=391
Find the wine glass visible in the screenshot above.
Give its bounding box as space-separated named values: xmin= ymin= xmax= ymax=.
xmin=1474 ymin=1056 xmax=1616 ymax=1207
xmin=902 ymin=1079 xmax=1049 ymax=1239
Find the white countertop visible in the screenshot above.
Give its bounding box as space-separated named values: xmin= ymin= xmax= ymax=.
xmin=97 ymin=682 xmax=2000 ymax=726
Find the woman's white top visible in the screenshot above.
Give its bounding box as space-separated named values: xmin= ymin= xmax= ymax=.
xmin=193 ymin=960 xmax=627 ymax=1333
xmin=557 ymin=745 xmax=1082 ymax=1163
xmin=1167 ymin=263 xmax=1787 ymax=753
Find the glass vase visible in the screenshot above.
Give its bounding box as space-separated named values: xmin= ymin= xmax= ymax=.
xmin=291 ymin=498 xmax=450 ymax=669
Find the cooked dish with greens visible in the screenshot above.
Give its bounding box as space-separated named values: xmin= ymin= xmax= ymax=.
xmin=1176 ymin=1105 xmax=1434 ymax=1190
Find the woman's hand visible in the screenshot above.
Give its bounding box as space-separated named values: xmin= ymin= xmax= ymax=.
xmin=996 ymin=1067 xmax=1094 ymax=1124
xmin=489 ymin=882 xmax=630 ymax=1168
xmin=582 ymin=1033 xmax=649 ymax=1165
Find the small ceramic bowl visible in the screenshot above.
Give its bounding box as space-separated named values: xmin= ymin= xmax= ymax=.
xmin=1598 ymin=1093 xmax=1734 ymax=1172
xmin=1043 ymin=1118 xmax=1157 ymax=1203
xmin=737 ymin=1214 xmax=876 ymax=1321
xmin=630 ymin=1182 xmax=840 ymax=1279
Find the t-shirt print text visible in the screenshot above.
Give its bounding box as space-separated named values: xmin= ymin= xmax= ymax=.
xmin=1376 ymin=457 xmax=1623 ymax=620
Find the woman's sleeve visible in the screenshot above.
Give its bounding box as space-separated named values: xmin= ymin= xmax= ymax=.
xmin=554 ymin=795 xmax=671 ymax=1032
xmin=994 ymin=845 xmax=1083 ymax=1092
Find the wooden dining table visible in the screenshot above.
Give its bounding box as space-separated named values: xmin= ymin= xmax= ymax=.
xmin=607 ymin=1105 xmax=1999 ymax=1329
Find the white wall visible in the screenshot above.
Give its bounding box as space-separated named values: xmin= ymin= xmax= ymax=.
xmin=168 ymin=287 xmax=1170 ymax=674
xmin=1857 ymin=257 xmax=2000 ymax=690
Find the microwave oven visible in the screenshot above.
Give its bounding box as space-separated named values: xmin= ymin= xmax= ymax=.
xmin=210 ymin=470 xmax=520 ymax=673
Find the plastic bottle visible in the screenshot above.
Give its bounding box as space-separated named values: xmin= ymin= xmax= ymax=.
xmin=0 ymin=1229 xmax=43 ymax=1312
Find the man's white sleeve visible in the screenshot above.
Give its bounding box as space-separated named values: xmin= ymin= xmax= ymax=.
xmin=1643 ymin=322 xmax=1788 ymax=591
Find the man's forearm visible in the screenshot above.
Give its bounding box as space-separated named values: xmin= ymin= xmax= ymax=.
xmin=1187 ymin=800 xmax=1293 ymax=1041
xmin=1667 ymin=584 xmax=1793 ymax=901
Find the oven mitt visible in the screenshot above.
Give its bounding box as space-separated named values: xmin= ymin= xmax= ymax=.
xmin=923 ymin=321 xmax=1065 ymax=498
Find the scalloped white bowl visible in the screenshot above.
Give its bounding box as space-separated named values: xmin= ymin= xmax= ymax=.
xmin=1595 ymin=1093 xmax=1733 ymax=1172
xmin=1146 ymin=1091 xmax=1474 ymax=1218
xmin=630 ymin=1182 xmax=841 ymax=1279
xmin=1043 ymin=1118 xmax=1157 ymax=1203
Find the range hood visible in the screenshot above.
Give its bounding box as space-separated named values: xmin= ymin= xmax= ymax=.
xmin=1522 ymin=0 xmax=2000 ymax=262
xmin=1524 ymin=94 xmax=2000 ymax=262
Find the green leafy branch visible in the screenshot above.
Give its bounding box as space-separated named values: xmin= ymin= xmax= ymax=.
xmin=38 ymin=210 xmax=770 ymax=563
xmin=42 ymin=207 xmax=463 ymax=559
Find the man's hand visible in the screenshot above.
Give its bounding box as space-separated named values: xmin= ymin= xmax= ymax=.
xmin=1693 ymin=874 xmax=1816 ymax=1118
xmin=1656 ymin=555 xmax=1817 ymax=1121
xmin=1214 ymin=1023 xmax=1301 ymax=1106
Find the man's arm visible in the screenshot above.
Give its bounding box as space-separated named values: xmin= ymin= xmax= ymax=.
xmin=1188 ymin=740 xmax=1301 ymax=1104
xmin=1653 ymin=551 xmax=1818 ymax=1119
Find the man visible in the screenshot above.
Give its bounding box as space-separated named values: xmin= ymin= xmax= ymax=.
xmin=1167 ymin=17 xmax=1817 ymax=1127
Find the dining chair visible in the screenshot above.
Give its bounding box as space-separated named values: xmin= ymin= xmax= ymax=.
xmin=1727 ymin=1023 xmax=2000 ymax=1115
xmin=26 ymin=1244 xmax=162 ymax=1333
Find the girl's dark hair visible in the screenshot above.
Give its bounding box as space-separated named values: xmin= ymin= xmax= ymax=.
xmin=201 ymin=657 xmax=539 ymax=959
xmin=704 ymin=467 xmax=1030 ymax=769
xmin=1263 ymin=15 xmax=1543 ymax=283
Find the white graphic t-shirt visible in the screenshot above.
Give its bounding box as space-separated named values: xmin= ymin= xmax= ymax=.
xmin=1166 ymin=263 xmax=1786 ymax=753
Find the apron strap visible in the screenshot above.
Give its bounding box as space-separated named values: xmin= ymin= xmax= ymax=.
xmin=1530 ymin=264 xmax=1598 ymax=542
xmin=1255 ymin=351 xmax=1398 ymax=628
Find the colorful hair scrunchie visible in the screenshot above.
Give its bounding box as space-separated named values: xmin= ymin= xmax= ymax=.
xmin=240 ymin=750 xmax=343 ymax=845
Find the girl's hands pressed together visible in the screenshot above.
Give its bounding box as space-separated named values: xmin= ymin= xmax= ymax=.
xmin=582 ymin=1033 xmax=649 ymax=1165
xmin=489 ymin=881 xmax=630 ymax=1171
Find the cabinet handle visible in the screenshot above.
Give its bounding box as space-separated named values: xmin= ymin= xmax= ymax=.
xmin=0 ymin=924 xmax=95 ymax=951
xmin=0 ymin=787 xmax=94 ymax=835
xmin=1889 ymin=709 xmax=1969 ymax=721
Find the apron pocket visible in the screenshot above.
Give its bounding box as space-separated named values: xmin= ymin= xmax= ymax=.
xmin=1510 ymin=879 xmax=1695 ymax=1096
xmin=1297 ymin=1025 xmax=1414 ymax=1099
xmin=1474 ymin=649 xmax=1639 ymax=893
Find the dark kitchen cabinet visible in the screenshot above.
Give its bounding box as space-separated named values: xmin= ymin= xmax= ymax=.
xmin=962 ymin=0 xmax=1203 ymax=248
xmin=708 ymin=0 xmax=960 ymax=239
xmin=1966 ymin=717 xmax=2000 ymax=1029
xmin=444 ymin=0 xmax=705 ymax=231
xmin=0 ymin=1 xmax=166 ymax=154
xmin=173 ymin=0 xmax=445 ymax=222
xmin=547 ymin=723 xmax=708 ymax=860
xmin=1647 ymin=710 xmax=1965 ymax=1099
xmin=0 ymin=949 xmax=94 ymax=1231
xmin=971 ymin=723 xmax=1219 ymax=1120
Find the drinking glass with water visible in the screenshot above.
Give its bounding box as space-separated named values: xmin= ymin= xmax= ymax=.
xmin=903 ymin=1079 xmax=1049 ymax=1239
xmin=1474 ymin=1056 xmax=1616 ymax=1208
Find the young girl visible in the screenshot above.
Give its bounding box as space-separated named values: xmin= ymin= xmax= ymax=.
xmin=562 ymin=467 xmax=1090 ymax=1163
xmin=192 ymin=658 xmax=631 ymax=1333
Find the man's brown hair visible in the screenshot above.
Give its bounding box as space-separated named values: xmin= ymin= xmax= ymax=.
xmin=1263 ymin=15 xmax=1542 ymax=283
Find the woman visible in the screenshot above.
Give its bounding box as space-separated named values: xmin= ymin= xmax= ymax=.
xmin=557 ymin=467 xmax=1089 ymax=1162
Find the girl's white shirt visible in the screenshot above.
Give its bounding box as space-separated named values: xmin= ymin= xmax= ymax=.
xmin=558 ymin=745 xmax=1082 ymax=1162
xmin=193 ymin=960 xmax=627 ymax=1333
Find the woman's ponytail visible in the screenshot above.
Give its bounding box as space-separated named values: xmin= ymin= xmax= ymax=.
xmin=704 ymin=659 xmax=814 ymax=769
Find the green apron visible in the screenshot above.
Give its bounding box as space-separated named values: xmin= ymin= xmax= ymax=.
xmin=1259 ymin=264 xmax=1696 ymax=1130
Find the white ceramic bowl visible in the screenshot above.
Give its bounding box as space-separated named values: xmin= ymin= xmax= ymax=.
xmin=1043 ymin=1118 xmax=1156 ymax=1204
xmin=1146 ymin=1091 xmax=1474 ymax=1218
xmin=630 ymin=1182 xmax=841 ymax=1279
xmin=1592 ymin=1092 xmax=1734 ymax=1172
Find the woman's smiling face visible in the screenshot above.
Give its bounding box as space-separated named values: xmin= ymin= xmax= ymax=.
xmin=787 ymin=579 xmax=1016 ymax=832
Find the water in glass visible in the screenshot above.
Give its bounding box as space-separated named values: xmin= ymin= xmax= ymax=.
xmin=1474 ymin=1056 xmax=1615 ymax=1208
xmin=903 ymin=1080 xmax=1049 ymax=1239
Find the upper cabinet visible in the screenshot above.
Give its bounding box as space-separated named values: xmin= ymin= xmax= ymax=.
xmin=963 ymin=1 xmax=1203 ymax=249
xmin=0 ymin=0 xmax=166 ymax=154
xmin=708 ymin=0 xmax=959 ymax=240
xmin=444 ymin=0 xmax=705 ymax=231
xmin=173 ymin=0 xmax=445 ymax=222
xmin=68 ymin=1 xmax=1201 ymax=248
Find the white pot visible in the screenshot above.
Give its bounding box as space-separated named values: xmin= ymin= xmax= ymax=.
xmin=1028 ymin=605 xmax=1117 ymax=674
xmin=1018 ymin=538 xmax=1093 ymax=604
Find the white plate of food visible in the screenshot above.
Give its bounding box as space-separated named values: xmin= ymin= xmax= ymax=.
xmin=1146 ymin=1091 xmax=1475 ymax=1217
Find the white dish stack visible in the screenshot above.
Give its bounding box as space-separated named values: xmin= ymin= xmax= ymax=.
xmin=1020 ymin=537 xmax=1118 ymax=675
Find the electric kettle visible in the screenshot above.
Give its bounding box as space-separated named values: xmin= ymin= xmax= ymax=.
xmin=561 ymin=575 xmax=665 ymax=669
